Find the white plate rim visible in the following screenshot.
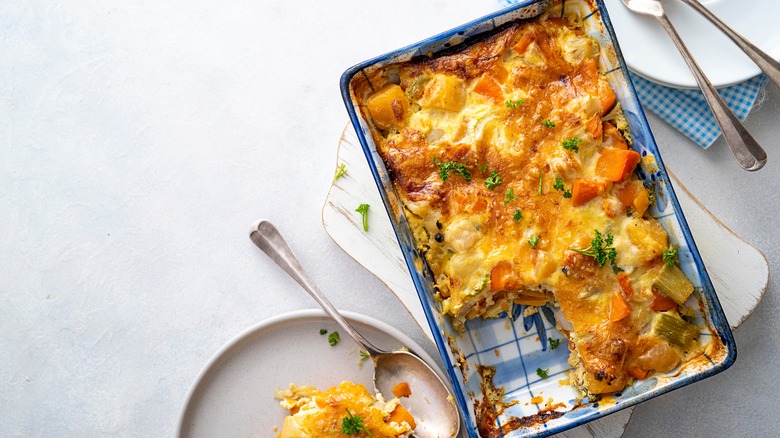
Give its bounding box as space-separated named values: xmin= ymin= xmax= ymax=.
xmin=175 ymin=308 xmax=442 ymax=437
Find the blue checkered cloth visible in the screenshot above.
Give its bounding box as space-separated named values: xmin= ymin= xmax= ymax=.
xmin=496 ymin=0 xmax=768 ymax=149
xmin=629 ymin=73 xmax=768 ymax=148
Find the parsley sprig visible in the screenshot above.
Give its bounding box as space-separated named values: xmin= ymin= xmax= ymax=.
xmin=536 ymin=368 xmax=549 ymax=379
xmin=541 ymin=119 xmax=555 ymax=128
xmin=548 ymin=337 xmax=561 ymax=350
xmin=355 ymin=204 xmax=370 ymax=232
xmin=505 ymin=99 xmax=526 ymax=108
xmin=562 ymin=137 xmax=582 ymax=152
xmin=663 ymin=246 xmax=678 ymax=267
xmin=513 ymin=209 xmax=523 ymax=222
xmin=484 ymin=171 xmax=501 ymax=189
xmin=504 ymin=188 xmax=517 ymax=205
xmin=553 ymin=177 xmax=572 ymax=198
xmin=334 ymin=163 xmax=348 ymax=180
xmin=434 ymin=158 xmax=471 ymax=182
xmin=342 ymin=409 xmax=371 ymax=435
xmin=328 ymin=331 xmax=340 ymax=346
xmin=571 ymin=230 xmax=617 ymax=268
xmin=528 ymin=235 xmax=539 ymax=249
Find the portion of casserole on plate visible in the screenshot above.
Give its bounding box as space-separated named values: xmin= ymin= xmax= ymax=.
xmin=350 ymin=14 xmax=712 ymax=396
xmin=275 ymin=382 xmax=416 ymax=437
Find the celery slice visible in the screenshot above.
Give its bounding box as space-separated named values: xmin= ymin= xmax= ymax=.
xmin=653 ymin=313 xmax=698 ymax=347
xmin=653 ymin=264 xmax=694 ymax=305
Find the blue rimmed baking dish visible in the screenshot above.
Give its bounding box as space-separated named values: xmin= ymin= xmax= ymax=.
xmin=340 ymin=0 xmax=736 ymax=436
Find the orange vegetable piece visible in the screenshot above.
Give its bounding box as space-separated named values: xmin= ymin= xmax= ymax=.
xmin=513 ymin=33 xmax=533 ymax=55
xmin=651 ymin=290 xmax=677 ymax=312
xmin=633 ymin=188 xmax=650 ymax=217
xmin=596 ymin=148 xmax=641 ymax=182
xmin=389 ymin=404 xmax=417 ymax=429
xmin=586 ymin=114 xmax=602 ymax=139
xmin=392 ymin=382 xmax=412 ymax=398
xmin=599 ymin=79 xmax=617 ymax=116
xmin=617 ymin=272 xmax=634 ymax=296
xmin=610 ymin=291 xmax=632 ymax=322
xmin=571 ymin=179 xmax=607 ymax=206
xmin=490 ymin=260 xmax=517 ymax=292
xmin=627 ymin=367 xmax=648 ymax=380
xmin=492 ymin=65 xmax=509 ymax=83
xmin=615 ymin=181 xmax=641 ymax=207
xmin=602 ymin=122 xmax=628 ymax=149
xmin=366 ymin=83 xmax=410 ymax=130
xmin=473 ymin=75 xmax=504 ymax=103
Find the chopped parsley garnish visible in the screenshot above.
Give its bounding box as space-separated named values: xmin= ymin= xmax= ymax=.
xmin=536 ymin=368 xmax=549 ymax=379
xmin=505 ymin=99 xmax=526 ymax=108
xmin=504 ymin=188 xmax=517 ymax=205
xmin=434 ymin=157 xmax=472 ymax=182
xmin=548 ymin=337 xmax=561 ymax=350
xmin=571 ymin=229 xmax=617 ymax=268
xmin=513 ymin=209 xmax=523 ymax=222
xmin=334 ymin=163 xmax=348 ymax=180
xmin=562 ymin=137 xmax=582 ymax=152
xmin=663 ymin=246 xmax=678 ymax=267
xmin=359 ymin=350 xmax=370 ymax=361
xmin=538 ymin=172 xmax=544 ymax=195
xmin=478 ymin=162 xmax=489 ymax=174
xmin=319 ymin=329 xmax=327 ymax=335
xmin=355 ymin=204 xmax=370 ymax=232
xmin=529 ymin=235 xmax=539 ymax=249
xmin=541 ymin=119 xmax=556 ymax=128
xmin=328 ymin=331 xmax=340 ymax=346
xmin=553 ymin=177 xmax=572 ymax=198
xmin=484 ymin=171 xmax=501 ymax=189
xmin=342 ymin=409 xmax=371 ymax=435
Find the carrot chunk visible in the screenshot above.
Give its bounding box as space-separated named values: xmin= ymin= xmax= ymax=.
xmin=596 ymin=148 xmax=641 ymax=182
xmin=571 ymin=179 xmax=607 ymax=206
xmin=599 ymin=79 xmax=617 ymax=116
xmin=389 ymin=405 xmax=416 ymax=429
xmin=627 ymin=367 xmax=648 ymax=380
xmin=633 ymin=188 xmax=650 ymax=217
xmin=610 ymin=291 xmax=632 ymax=322
xmin=392 ymin=382 xmax=412 ymax=398
xmin=490 ymin=260 xmax=517 ymax=292
xmin=602 ymin=122 xmax=628 ymax=149
xmin=651 ymin=290 xmax=678 ymax=312
xmin=473 ymin=75 xmax=504 ymax=103
xmin=615 ymin=181 xmax=641 ymax=207
xmin=617 ymin=272 xmax=634 ymax=296
xmin=513 ymin=33 xmax=533 ymax=55
xmin=586 ymin=114 xmax=602 ymax=139
xmin=491 ymin=65 xmax=509 ymax=83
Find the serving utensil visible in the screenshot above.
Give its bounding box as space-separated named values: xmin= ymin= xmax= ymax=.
xmin=249 ymin=220 xmax=460 ymax=438
xmin=677 ymin=0 xmax=780 ymax=88
xmin=620 ymin=0 xmax=767 ymax=171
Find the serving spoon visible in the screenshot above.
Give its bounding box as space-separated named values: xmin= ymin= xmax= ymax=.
xmin=620 ymin=0 xmax=767 ymax=171
xmin=249 ymin=220 xmax=460 ymax=438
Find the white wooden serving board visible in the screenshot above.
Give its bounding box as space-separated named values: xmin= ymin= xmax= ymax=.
xmin=322 ymin=124 xmax=769 ymax=438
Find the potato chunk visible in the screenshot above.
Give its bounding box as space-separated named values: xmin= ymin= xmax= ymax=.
xmin=418 ymin=74 xmax=466 ymax=112
xmin=366 ymin=83 xmax=411 ymax=130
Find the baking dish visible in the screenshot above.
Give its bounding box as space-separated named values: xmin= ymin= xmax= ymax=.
xmin=340 ymin=0 xmax=736 ymax=436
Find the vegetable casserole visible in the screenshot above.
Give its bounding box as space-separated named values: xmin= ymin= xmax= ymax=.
xmin=348 ymin=11 xmax=719 ymax=396
xmin=275 ymin=382 xmax=416 ymax=437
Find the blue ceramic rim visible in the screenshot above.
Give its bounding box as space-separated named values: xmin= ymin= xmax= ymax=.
xmin=339 ymin=1 xmax=737 ymax=436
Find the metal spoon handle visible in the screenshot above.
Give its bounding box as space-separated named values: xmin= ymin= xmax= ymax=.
xmin=656 ymin=13 xmax=767 ymax=171
xmin=679 ymin=0 xmax=780 ymax=88
xmin=249 ymin=220 xmax=385 ymax=356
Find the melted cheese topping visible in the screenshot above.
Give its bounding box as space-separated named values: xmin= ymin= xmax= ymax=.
xmin=353 ymin=16 xmax=700 ymax=395
xmin=276 ymin=382 xmax=414 ymax=438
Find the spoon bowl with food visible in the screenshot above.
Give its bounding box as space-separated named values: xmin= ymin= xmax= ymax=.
xmin=250 ymin=220 xmax=461 ymax=438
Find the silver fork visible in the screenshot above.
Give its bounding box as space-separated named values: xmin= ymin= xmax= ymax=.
xmin=621 ymin=0 xmax=767 ymax=171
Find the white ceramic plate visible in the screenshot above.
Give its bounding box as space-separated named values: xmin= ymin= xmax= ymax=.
xmin=603 ymin=0 xmax=780 ymax=88
xmin=177 ymin=309 xmax=442 ymax=438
